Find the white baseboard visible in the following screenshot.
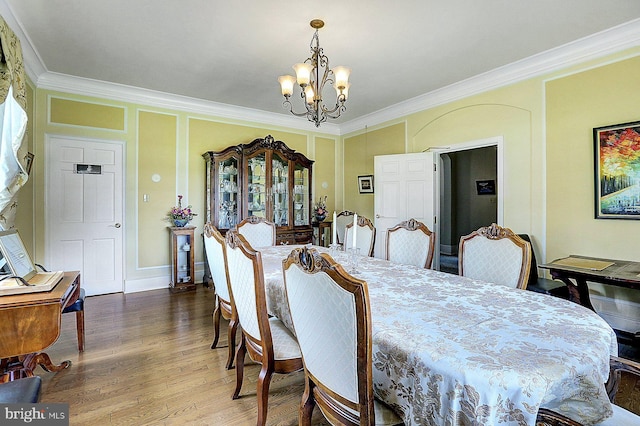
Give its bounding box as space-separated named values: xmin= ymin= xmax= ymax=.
xmin=591 ymin=294 xmax=640 ymax=334
xmin=124 ymin=266 xmax=204 ymax=294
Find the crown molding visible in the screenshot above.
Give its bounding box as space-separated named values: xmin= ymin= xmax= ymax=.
xmin=2 ymin=0 xmax=638 ymax=137
xmin=37 ymin=72 xmax=341 ymax=135
xmin=339 ymin=18 xmax=640 ymax=135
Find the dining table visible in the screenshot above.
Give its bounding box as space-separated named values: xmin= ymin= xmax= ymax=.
xmin=258 ymin=245 xmax=618 ymax=426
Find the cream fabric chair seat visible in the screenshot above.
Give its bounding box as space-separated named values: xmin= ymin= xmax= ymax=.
xmin=386 ymin=218 xmax=435 ymax=269
xmin=344 ymin=216 xmax=376 ymax=257
xmin=224 ymin=230 xmax=302 ymax=426
xmin=236 ymin=216 xmax=276 ymax=249
xmin=283 ymin=246 xmax=403 ymax=425
xmin=458 ymin=223 xmax=531 ymax=289
xmin=203 ymin=223 xmax=237 ymax=369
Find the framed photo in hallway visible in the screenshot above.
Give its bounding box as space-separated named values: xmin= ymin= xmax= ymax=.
xmin=358 ymin=175 xmax=374 ymax=193
xmin=594 ymin=120 xmax=640 ymax=219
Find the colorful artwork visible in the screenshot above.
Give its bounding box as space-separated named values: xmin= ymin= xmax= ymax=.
xmin=594 ymin=121 xmax=640 ymax=219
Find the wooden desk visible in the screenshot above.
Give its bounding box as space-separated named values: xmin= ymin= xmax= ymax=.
xmin=0 ymin=271 xmax=80 ymax=382
xmin=540 ymin=255 xmax=640 ymax=312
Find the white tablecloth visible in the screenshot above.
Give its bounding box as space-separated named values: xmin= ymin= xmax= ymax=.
xmin=259 ymin=245 xmax=618 ymax=426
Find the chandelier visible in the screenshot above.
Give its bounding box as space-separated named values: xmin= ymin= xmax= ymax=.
xmin=278 ymin=19 xmax=351 ymax=127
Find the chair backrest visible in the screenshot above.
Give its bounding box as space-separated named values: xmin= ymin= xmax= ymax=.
xmin=335 ymin=210 xmax=355 ymax=246
xmin=236 ymin=216 xmax=276 ymax=249
xmin=536 ymin=355 xmax=640 ymax=425
xmin=344 ymin=216 xmax=376 ymax=256
xmin=283 ymin=246 xmax=375 ymax=423
xmin=458 ymin=223 xmax=531 ymax=289
xmin=386 ymin=218 xmax=435 ymax=269
xmin=224 ymin=230 xmax=272 ymax=351
xmin=203 ymin=222 xmax=230 ymax=303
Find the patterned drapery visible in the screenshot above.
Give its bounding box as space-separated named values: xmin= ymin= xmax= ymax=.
xmin=0 ymin=14 xmax=28 ymax=230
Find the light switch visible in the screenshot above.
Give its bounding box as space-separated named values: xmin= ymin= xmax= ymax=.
xmin=143 ymin=194 xmax=149 ymax=202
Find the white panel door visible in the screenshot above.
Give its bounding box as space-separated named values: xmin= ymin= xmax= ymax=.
xmin=374 ymin=152 xmax=436 ymax=262
xmin=46 ymin=136 xmax=124 ymax=295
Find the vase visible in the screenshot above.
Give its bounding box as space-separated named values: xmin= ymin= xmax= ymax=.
xmin=314 ymin=213 xmax=326 ymax=223
xmin=174 ymin=219 xmax=189 ymax=227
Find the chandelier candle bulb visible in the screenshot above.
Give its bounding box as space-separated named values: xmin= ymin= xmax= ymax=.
xmin=293 ymin=63 xmax=312 ymax=86
xmin=278 ymin=75 xmax=296 ymax=96
xmin=332 ymin=66 xmax=351 ymax=89
xmin=332 ymin=211 xmax=337 ymax=245
xmin=352 ymin=213 xmax=358 ymax=249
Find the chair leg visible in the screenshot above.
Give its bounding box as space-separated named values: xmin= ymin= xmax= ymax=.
xmin=299 ymin=373 xmax=315 ymax=426
xmin=256 ymin=364 xmax=273 ymax=426
xmin=211 ymin=297 xmax=221 ymax=349
xmin=75 ymin=310 xmax=85 ymax=352
xmin=226 ymin=317 xmax=238 ymax=370
xmin=232 ymin=336 xmax=246 ymax=400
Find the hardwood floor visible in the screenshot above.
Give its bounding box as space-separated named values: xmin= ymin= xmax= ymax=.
xmin=39 ymin=285 xmax=329 ymax=425
xmin=39 ymin=284 xmax=639 ymax=424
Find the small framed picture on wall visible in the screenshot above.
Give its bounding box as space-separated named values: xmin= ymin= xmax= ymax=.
xmin=358 ymin=175 xmax=374 ymax=193
xmin=476 ymin=179 xmax=495 ymax=195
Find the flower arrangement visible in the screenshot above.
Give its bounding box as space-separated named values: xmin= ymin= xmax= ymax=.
xmin=314 ymin=195 xmax=328 ymax=217
xmin=167 ymin=195 xmax=197 ymax=226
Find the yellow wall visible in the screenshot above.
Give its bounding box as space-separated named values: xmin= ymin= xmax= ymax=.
xmin=17 ymin=47 xmax=640 ymax=310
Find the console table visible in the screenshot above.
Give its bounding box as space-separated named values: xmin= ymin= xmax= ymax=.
xmin=540 ymin=255 xmax=640 ymax=312
xmin=0 ymin=271 xmax=80 ymax=382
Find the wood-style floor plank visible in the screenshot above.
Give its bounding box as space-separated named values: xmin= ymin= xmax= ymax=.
xmin=39 ymin=286 xmax=329 ymax=425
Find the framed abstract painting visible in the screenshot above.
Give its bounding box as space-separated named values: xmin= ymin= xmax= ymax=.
xmin=594 ymin=120 xmax=640 ymax=219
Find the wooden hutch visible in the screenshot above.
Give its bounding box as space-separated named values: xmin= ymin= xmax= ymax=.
xmin=203 ymin=135 xmax=314 ymax=245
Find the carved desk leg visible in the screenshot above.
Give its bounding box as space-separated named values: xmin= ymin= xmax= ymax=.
xmin=551 ymin=271 xmax=596 ymax=312
xmin=0 ymin=354 xmax=71 ymax=382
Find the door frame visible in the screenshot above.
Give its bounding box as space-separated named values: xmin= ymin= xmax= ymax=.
xmin=428 ymin=136 xmax=504 ymax=267
xmin=44 ymin=134 xmax=126 ymax=290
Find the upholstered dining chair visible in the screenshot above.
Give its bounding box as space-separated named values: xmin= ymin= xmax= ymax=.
xmin=386 ymin=218 xmax=435 ymax=269
xmin=458 ymin=223 xmax=532 ymax=289
xmin=335 ymin=210 xmax=356 ymax=247
xmin=236 ymin=216 xmax=276 ymax=249
xmin=344 ymin=216 xmax=376 ymax=257
xmin=283 ymin=246 xmax=404 ymax=426
xmin=536 ymin=356 xmax=640 ymax=426
xmin=203 ymin=222 xmax=237 ymax=369
xmin=224 ymin=230 xmax=303 ymax=426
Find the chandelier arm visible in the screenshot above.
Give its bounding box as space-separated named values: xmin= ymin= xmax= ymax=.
xmin=282 ymin=99 xmax=315 ymax=118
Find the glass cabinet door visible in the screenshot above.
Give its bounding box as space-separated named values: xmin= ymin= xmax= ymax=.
xmin=217 ymin=156 xmax=239 ymax=229
xmin=293 ymin=163 xmax=310 ymax=226
xmin=246 ymin=152 xmax=267 ymax=218
xmin=271 ymin=153 xmax=289 ymax=226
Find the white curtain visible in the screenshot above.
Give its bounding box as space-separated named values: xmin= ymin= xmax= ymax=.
xmin=0 ymin=15 xmax=28 ymax=230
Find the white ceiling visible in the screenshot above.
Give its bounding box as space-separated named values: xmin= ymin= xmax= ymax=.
xmin=3 ymin=1 xmax=640 ymax=132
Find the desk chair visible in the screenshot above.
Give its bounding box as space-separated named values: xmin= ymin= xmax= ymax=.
xmin=335 ymin=210 xmax=355 ymax=247
xmin=203 ymin=223 xmax=237 ymax=369
xmin=236 ymin=216 xmax=276 ymax=249
xmin=37 ymin=264 xmax=85 ymax=352
xmin=0 ymin=376 xmax=41 ymax=402
xmin=536 ymin=356 xmax=640 ymax=425
xmin=386 ymin=218 xmax=435 ymax=269
xmin=283 ymin=246 xmax=403 ymax=425
xmin=344 ymin=216 xmax=376 ymax=257
xmin=458 ymin=223 xmax=531 ymax=289
xmin=224 ymin=230 xmax=302 ymax=426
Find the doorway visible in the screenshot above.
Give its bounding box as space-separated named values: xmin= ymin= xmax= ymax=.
xmin=434 ymin=138 xmax=502 ymax=273
xmin=45 ymin=135 xmax=124 ymax=295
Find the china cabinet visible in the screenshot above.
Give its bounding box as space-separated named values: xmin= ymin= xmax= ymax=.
xmin=169 ymin=226 xmax=196 ymax=293
xmin=203 ymin=135 xmax=314 ymax=245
